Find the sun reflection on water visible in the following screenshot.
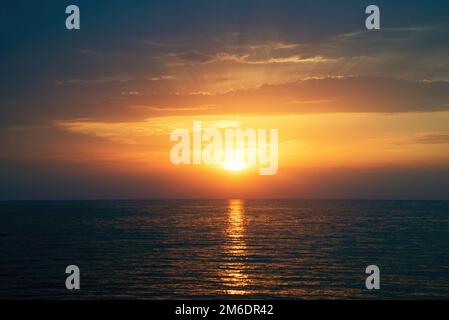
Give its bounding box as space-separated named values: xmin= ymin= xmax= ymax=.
xmin=221 ymin=199 xmax=251 ymax=295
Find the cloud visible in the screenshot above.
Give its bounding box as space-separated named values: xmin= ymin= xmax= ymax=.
xmin=337 ymin=26 xmax=437 ymax=39
xmin=166 ymin=43 xmax=338 ymax=66
xmin=2 ymin=2 xmax=449 ymax=128
xmin=54 ymin=75 xmax=175 ymax=85
xmin=107 ymin=76 xmax=449 ymax=117
xmin=415 ymin=132 xmax=449 ymax=144
xmin=211 ymin=53 xmax=337 ymax=65
xmin=3 ymin=76 xmax=448 ymax=129
xmin=127 ymin=104 xmax=218 ymax=112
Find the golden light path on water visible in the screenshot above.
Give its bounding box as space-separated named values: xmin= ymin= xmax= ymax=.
xmin=221 ymin=199 xmax=251 ymax=295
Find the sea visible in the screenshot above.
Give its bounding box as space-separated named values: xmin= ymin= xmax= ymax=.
xmin=0 ymin=199 xmax=448 ymax=299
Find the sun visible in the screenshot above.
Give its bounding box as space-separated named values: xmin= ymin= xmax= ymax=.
xmin=221 ymin=159 xmax=248 ymax=172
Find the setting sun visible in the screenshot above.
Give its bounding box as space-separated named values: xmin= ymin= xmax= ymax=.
xmin=221 ymin=159 xmax=248 ymax=172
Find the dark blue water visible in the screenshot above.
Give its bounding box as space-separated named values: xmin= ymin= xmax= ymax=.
xmin=0 ymin=200 xmax=448 ymax=299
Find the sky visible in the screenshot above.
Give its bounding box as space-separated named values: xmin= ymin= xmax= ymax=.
xmin=1 ymin=0 xmax=449 ymax=200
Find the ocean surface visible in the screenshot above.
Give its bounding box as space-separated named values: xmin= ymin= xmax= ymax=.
xmin=0 ymin=199 xmax=448 ymax=299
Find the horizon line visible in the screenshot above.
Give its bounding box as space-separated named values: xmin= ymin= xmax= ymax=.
xmin=1 ymin=198 xmax=448 ymax=202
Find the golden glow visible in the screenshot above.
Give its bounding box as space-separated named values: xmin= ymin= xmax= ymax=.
xmin=54 ymin=112 xmax=449 ymax=172
xmin=221 ymin=199 xmax=251 ymax=295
